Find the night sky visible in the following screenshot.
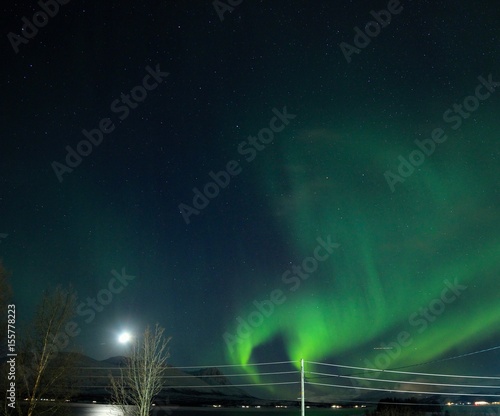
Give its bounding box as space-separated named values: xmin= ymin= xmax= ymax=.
xmin=2 ymin=0 xmax=500 ymax=399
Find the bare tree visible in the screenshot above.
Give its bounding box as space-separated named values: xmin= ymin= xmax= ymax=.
xmin=110 ymin=324 xmax=171 ymax=416
xmin=17 ymin=286 xmax=77 ymax=416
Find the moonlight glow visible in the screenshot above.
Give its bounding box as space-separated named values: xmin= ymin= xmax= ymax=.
xmin=118 ymin=332 xmax=132 ymax=344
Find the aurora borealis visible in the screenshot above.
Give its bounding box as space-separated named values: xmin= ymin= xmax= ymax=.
xmin=2 ymin=0 xmax=500 ymax=401
xmin=222 ymin=107 xmax=500 ymax=375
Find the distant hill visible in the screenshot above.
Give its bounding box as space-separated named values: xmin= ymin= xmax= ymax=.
xmin=66 ymin=353 xmax=259 ymax=406
xmin=188 ymin=367 xmax=232 ymax=386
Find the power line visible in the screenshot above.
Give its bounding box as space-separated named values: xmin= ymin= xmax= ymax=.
xmin=72 ymin=370 xmax=298 ymax=378
xmin=174 ymin=360 xmax=295 ymax=369
xmin=77 ymin=381 xmax=301 ymax=389
xmin=307 ymin=381 xmax=500 ymax=397
xmin=160 ymin=370 xmax=298 ymax=378
xmin=384 ymin=345 xmax=500 ymax=371
xmin=73 ymin=360 xmax=295 ymax=371
xmin=306 ymin=371 xmax=500 ymax=389
xmin=308 ymin=344 xmax=500 ymax=379
xmin=306 ymin=361 xmax=500 ymax=380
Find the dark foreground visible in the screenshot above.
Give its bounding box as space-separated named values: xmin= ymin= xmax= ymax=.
xmin=66 ymin=404 xmax=368 ymax=416
xmin=64 ymin=404 xmax=500 ymax=416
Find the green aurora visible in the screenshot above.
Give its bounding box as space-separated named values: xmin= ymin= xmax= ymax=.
xmin=225 ymin=106 xmax=500 ymax=375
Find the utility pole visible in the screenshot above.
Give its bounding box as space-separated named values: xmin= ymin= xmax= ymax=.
xmin=301 ymin=358 xmax=305 ymax=416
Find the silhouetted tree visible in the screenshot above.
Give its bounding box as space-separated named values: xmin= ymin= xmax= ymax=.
xmin=17 ymin=286 xmax=77 ymax=416
xmin=110 ymin=324 xmax=171 ymax=416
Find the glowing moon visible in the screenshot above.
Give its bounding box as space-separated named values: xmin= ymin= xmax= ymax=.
xmin=118 ymin=332 xmax=132 ymax=344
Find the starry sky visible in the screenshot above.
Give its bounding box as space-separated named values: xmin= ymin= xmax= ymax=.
xmin=2 ymin=0 xmax=499 ymax=399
